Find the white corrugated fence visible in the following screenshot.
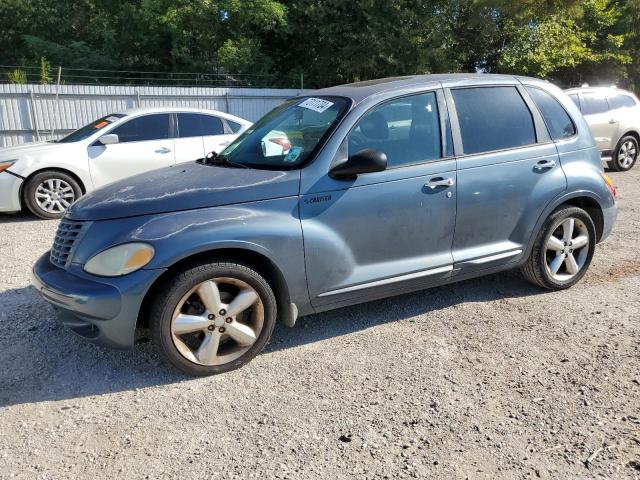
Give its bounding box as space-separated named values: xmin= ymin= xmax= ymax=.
xmin=0 ymin=84 xmax=304 ymax=147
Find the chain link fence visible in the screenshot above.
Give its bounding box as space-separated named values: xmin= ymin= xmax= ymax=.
xmin=0 ymin=65 xmax=305 ymax=89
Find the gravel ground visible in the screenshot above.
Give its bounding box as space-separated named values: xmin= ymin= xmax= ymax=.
xmin=0 ymin=169 xmax=639 ymax=480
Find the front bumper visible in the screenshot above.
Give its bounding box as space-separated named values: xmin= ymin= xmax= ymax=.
xmin=0 ymin=171 xmax=23 ymax=213
xmin=31 ymin=252 xmax=166 ymax=348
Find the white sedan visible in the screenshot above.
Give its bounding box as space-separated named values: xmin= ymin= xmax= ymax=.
xmin=0 ymin=107 xmax=251 ymax=218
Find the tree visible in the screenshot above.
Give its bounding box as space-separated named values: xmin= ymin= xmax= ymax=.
xmin=0 ymin=0 xmax=638 ymax=90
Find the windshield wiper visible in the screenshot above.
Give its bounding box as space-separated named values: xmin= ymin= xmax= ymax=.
xmin=198 ymin=151 xmax=249 ymax=169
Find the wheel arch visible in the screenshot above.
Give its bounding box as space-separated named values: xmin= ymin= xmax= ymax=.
xmin=613 ymin=130 xmax=640 ymax=158
xmin=618 ymin=130 xmax=640 ymax=145
xmin=524 ymin=191 xmax=606 ymax=261
xmin=20 ymin=167 xmax=87 ymax=207
xmin=137 ymin=247 xmax=293 ymax=330
xmin=560 ymin=196 xmax=604 ymax=242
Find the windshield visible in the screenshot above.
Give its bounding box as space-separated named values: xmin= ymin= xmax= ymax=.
xmin=57 ymin=114 xmax=127 ymax=143
xmin=219 ymin=96 xmax=350 ymax=169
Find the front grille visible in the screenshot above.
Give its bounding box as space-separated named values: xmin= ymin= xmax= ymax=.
xmin=50 ymin=219 xmax=88 ymax=269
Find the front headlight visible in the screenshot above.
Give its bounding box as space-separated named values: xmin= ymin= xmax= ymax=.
xmin=0 ymin=160 xmax=17 ymax=173
xmin=84 ymin=243 xmax=155 ymax=277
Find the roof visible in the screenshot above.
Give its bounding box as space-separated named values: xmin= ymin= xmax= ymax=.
xmin=564 ymin=86 xmax=633 ymax=95
xmin=117 ymin=106 xmax=251 ymax=124
xmin=313 ymin=73 xmax=543 ymax=103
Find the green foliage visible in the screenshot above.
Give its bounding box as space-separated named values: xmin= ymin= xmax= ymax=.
xmin=0 ymin=0 xmax=638 ymax=90
xmin=39 ymin=56 xmax=52 ymax=84
xmin=499 ymin=16 xmax=595 ymax=77
xmin=7 ymin=68 xmax=27 ymax=84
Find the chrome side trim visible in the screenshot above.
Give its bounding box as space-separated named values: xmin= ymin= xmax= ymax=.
xmin=466 ymin=249 xmax=523 ymax=265
xmin=317 ymin=265 xmax=453 ymax=297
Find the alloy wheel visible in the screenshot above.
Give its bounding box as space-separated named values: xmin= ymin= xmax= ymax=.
xmin=170 ymin=277 xmax=264 ymax=366
xmin=544 ymin=217 xmax=590 ymax=282
xmin=35 ymin=178 xmax=76 ymax=214
xmin=618 ymin=139 xmax=637 ymax=169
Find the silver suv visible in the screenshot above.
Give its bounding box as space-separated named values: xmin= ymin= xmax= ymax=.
xmin=565 ymin=86 xmax=640 ymax=171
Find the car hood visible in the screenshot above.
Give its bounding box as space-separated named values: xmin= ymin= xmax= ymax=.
xmin=66 ymin=162 xmax=301 ymax=221
xmin=0 ymin=141 xmax=64 ymax=160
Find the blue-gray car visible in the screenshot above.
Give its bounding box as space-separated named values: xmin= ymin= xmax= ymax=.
xmin=32 ymin=74 xmax=618 ymax=376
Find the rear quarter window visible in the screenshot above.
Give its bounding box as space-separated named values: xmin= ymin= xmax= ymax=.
xmin=607 ymin=93 xmax=637 ymax=110
xmin=226 ymin=120 xmax=244 ymax=133
xmin=526 ymin=87 xmax=576 ymax=140
xmin=451 ymin=86 xmax=536 ymax=155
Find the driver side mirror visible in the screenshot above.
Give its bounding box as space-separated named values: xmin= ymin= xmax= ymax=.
xmin=99 ymin=134 xmax=119 ymax=145
xmin=329 ymin=148 xmax=387 ymax=179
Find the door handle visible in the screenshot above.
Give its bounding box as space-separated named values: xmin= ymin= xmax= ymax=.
xmin=425 ymin=177 xmax=455 ymax=189
xmin=155 ymin=147 xmax=172 ymax=154
xmin=534 ymin=160 xmax=556 ymax=171
xmin=609 ymin=119 xmax=618 ymax=124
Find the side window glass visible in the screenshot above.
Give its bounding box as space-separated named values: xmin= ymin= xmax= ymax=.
xmin=111 ymin=114 xmax=170 ymax=143
xmin=526 ymin=87 xmax=576 ymax=140
xmin=177 ymin=113 xmax=224 ymax=138
xmin=582 ymin=94 xmax=609 ymax=115
xmin=452 ymin=87 xmax=536 ymax=155
xmin=348 ymin=92 xmax=442 ymax=167
xmin=607 ymin=93 xmax=637 ymax=110
xmin=569 ymin=94 xmax=581 ymax=110
xmin=226 ymin=120 xmax=243 ymax=133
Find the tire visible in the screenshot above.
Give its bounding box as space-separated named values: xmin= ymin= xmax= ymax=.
xmin=23 ymin=170 xmax=82 ymax=219
xmin=521 ymin=206 xmax=596 ymax=290
xmin=150 ymin=261 xmax=277 ymax=376
xmin=609 ymin=135 xmax=638 ymax=172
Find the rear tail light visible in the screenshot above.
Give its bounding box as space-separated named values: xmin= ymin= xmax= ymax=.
xmin=600 ymin=173 xmax=617 ymax=200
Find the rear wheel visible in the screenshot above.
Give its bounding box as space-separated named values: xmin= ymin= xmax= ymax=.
xmin=521 ymin=206 xmax=596 ymax=290
xmin=150 ymin=261 xmax=277 ymax=376
xmin=610 ymin=135 xmax=638 ymax=172
xmin=23 ymin=170 xmax=82 ymax=219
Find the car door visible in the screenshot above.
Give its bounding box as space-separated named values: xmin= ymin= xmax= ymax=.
xmin=446 ymin=85 xmax=567 ymax=272
xmin=606 ymin=92 xmax=638 ymax=149
xmin=88 ymin=113 xmax=174 ymax=188
xmin=197 ymin=114 xmax=236 ymax=154
xmin=581 ymin=91 xmax=619 ymax=153
xmin=174 ymin=113 xmax=207 ymax=163
xmin=300 ymin=90 xmax=457 ymax=308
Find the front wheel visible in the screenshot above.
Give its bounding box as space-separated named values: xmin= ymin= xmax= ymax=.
xmin=610 ymin=135 xmax=638 ymax=172
xmin=521 ymin=206 xmax=596 ymax=290
xmin=150 ymin=261 xmax=277 ymax=376
xmin=23 ymin=170 xmax=82 ymax=219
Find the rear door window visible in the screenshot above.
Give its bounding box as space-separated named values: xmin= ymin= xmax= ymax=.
xmin=526 ymin=87 xmax=576 ymax=140
xmin=177 ymin=113 xmax=225 ymax=137
xmin=111 ymin=114 xmax=170 ymax=143
xmin=451 ymin=86 xmax=536 ymax=155
xmin=582 ymin=94 xmax=609 ymax=115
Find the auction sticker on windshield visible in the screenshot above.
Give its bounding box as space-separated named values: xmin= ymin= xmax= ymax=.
xmin=298 ymin=98 xmax=334 ymax=113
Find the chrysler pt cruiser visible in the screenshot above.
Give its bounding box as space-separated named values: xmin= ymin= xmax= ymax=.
xmin=32 ymin=74 xmax=618 ymax=376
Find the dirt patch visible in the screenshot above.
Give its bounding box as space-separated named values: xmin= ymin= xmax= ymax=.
xmin=589 ymin=258 xmax=640 ymax=283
